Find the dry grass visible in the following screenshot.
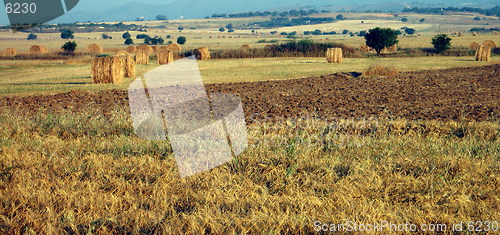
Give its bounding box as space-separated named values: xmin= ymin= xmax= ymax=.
xmin=91 ymin=56 xmax=125 ymax=84
xmin=326 ymin=48 xmax=343 ymax=63
xmin=0 ymin=106 xmax=498 ymax=233
xmin=194 ymin=47 xmax=211 ymax=60
xmin=363 ymin=64 xmax=399 ymax=76
xmin=87 ymin=44 xmax=103 ymax=54
xmin=29 ymin=45 xmax=49 ymax=54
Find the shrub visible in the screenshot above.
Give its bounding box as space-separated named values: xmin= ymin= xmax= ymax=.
xmin=27 ymin=33 xmax=37 ymax=40
xmin=401 ymin=17 xmax=408 ymax=22
xmin=101 ymin=33 xmax=111 ymax=39
xmin=431 ymin=34 xmax=452 ymax=53
xmin=61 ymin=41 xmax=77 ymax=55
xmin=177 ymin=36 xmax=187 ymax=45
xmin=419 ymin=18 xmax=425 ymax=23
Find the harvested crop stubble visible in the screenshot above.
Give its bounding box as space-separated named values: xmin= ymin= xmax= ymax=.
xmin=29 ymin=45 xmax=48 ymax=54
xmin=137 ymin=45 xmax=153 ymax=54
xmin=4 ymin=48 xmax=16 ymax=56
xmin=115 ymin=51 xmax=136 ymax=78
xmin=135 ymin=49 xmax=149 ymax=65
xmin=475 ymin=45 xmax=491 ymax=61
xmin=87 ymin=43 xmax=103 ymax=54
xmin=157 ymin=50 xmax=174 ymax=65
xmin=326 ymin=48 xmax=342 ymax=63
xmin=126 ymin=46 xmax=136 ymax=54
xmin=470 ymin=42 xmax=480 ymax=50
xmin=91 ymin=56 xmax=125 ymax=84
xmin=363 ymin=64 xmax=399 ymax=76
xmin=193 ymin=47 xmax=211 ymax=60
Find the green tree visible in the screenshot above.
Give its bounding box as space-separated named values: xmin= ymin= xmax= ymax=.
xmin=405 ymin=28 xmax=416 ymax=35
xmin=60 ymin=29 xmax=74 ymax=39
xmin=401 ymin=17 xmax=408 ymax=22
xmin=431 ymin=34 xmax=452 ymax=53
xmin=122 ymin=31 xmax=131 ymax=39
xmin=226 ymin=23 xmax=234 ymax=30
xmin=178 ymin=27 xmax=184 ymax=32
xmin=419 ymin=18 xmax=425 ymax=23
xmin=156 ymin=15 xmax=168 ymax=20
xmin=101 ymin=33 xmax=110 ymax=39
xmin=364 ymin=27 xmax=399 ymax=56
xmin=177 ymin=36 xmax=186 ymax=45
xmin=336 ymin=14 xmax=345 ymax=20
xmin=27 ymin=33 xmax=37 ymax=40
xmin=61 ymin=41 xmax=77 ymax=55
xmin=228 ymin=29 xmax=235 ymax=33
xmin=219 ymin=27 xmax=225 ymax=32
xmin=124 ymin=38 xmax=134 ymax=45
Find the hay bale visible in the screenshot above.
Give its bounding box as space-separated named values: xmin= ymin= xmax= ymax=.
xmin=126 ymin=46 xmax=136 ymax=54
xmin=157 ymin=50 xmax=174 ymax=65
xmin=137 ymin=45 xmax=153 ymax=54
xmin=135 ymin=49 xmax=149 ymax=65
xmin=363 ymin=64 xmax=399 ymax=76
xmin=472 ymin=32 xmax=477 ymax=36
xmin=326 ymin=48 xmax=342 ymax=63
xmin=240 ymin=44 xmax=252 ymax=50
xmin=151 ymin=46 xmax=158 ymax=54
xmin=470 ymin=42 xmax=480 ymax=50
xmin=4 ymin=48 xmax=16 ymax=56
xmin=360 ymin=44 xmax=370 ymax=53
xmin=87 ymin=43 xmax=103 ymax=54
xmin=166 ymin=43 xmax=182 ymax=51
xmin=388 ymin=44 xmax=398 ymax=52
xmin=114 ymin=51 xmax=136 ymax=78
xmin=492 ymin=31 xmax=499 ymax=36
xmin=193 ymin=47 xmax=211 ymax=60
xmin=482 ymin=40 xmax=496 ymax=49
xmin=29 ymin=45 xmax=48 ymax=54
xmin=91 ymin=56 xmax=125 ymax=84
xmin=158 ymin=46 xmax=168 ymax=52
xmin=475 ymin=45 xmax=491 ymax=61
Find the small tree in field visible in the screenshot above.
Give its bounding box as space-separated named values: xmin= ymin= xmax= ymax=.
xmin=122 ymin=31 xmax=131 ymax=39
xmin=61 ymin=41 xmax=77 ymax=55
xmin=364 ymin=27 xmax=399 ymax=56
xmin=219 ymin=27 xmax=225 ymax=32
xmin=27 ymin=33 xmax=37 ymax=40
xmin=124 ymin=38 xmax=134 ymax=45
xmin=431 ymin=34 xmax=452 ymax=53
xmin=177 ymin=36 xmax=186 ymax=45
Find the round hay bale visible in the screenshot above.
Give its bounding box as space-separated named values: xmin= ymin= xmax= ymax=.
xmin=388 ymin=44 xmax=398 ymax=52
xmin=492 ymin=31 xmax=499 ymax=36
xmin=30 ymin=45 xmax=48 ymax=54
xmin=151 ymin=46 xmax=158 ymax=54
xmin=470 ymin=42 xmax=480 ymax=50
xmin=4 ymin=48 xmax=16 ymax=56
xmin=360 ymin=44 xmax=370 ymax=53
xmin=126 ymin=46 xmax=136 ymax=54
xmin=135 ymin=49 xmax=149 ymax=65
xmin=114 ymin=50 xmax=129 ymax=56
xmin=472 ymin=32 xmax=478 ymax=36
xmin=166 ymin=43 xmax=182 ymax=51
xmin=137 ymin=45 xmax=153 ymax=54
xmin=92 ymin=55 xmax=125 ymax=84
xmin=157 ymin=50 xmax=174 ymax=65
xmin=193 ymin=47 xmax=210 ymax=60
xmin=475 ymin=45 xmax=491 ymax=61
xmin=326 ymin=48 xmax=342 ymax=63
xmin=114 ymin=51 xmax=135 ymax=78
xmin=482 ymin=40 xmax=496 ymax=49
xmin=87 ymin=43 xmax=103 ymax=54
xmin=240 ymin=44 xmax=252 ymax=50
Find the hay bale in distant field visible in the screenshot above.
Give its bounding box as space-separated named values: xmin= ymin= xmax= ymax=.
xmin=240 ymin=44 xmax=252 ymax=50
xmin=87 ymin=43 xmax=103 ymax=54
xmin=482 ymin=40 xmax=496 ymax=49
xmin=470 ymin=42 xmax=480 ymax=50
xmin=135 ymin=49 xmax=149 ymax=64
xmin=137 ymin=45 xmax=153 ymax=54
xmin=492 ymin=31 xmax=499 ymax=36
xmin=472 ymin=32 xmax=477 ymax=36
xmin=151 ymin=46 xmax=158 ymax=54
xmin=360 ymin=44 xmax=370 ymax=53
xmin=475 ymin=45 xmax=491 ymax=61
xmin=157 ymin=50 xmax=174 ymax=65
xmin=91 ymin=56 xmax=125 ymax=84
xmin=30 ymin=45 xmax=48 ymax=54
xmin=457 ymin=32 xmax=463 ymax=37
xmin=388 ymin=44 xmax=398 ymax=52
xmin=363 ymin=64 xmax=399 ymax=76
xmin=166 ymin=43 xmax=182 ymax=51
xmin=126 ymin=46 xmax=136 ymax=54
xmin=4 ymin=48 xmax=16 ymax=56
xmin=326 ymin=48 xmax=342 ymax=63
xmin=115 ymin=51 xmax=136 ymax=77
xmin=193 ymin=47 xmax=211 ymax=60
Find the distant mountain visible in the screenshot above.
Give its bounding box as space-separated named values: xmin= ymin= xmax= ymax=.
xmin=1 ymin=0 xmax=499 ymax=25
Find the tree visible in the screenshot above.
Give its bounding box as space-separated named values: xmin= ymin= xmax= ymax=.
xmin=473 ymin=16 xmax=481 ymax=21
xmin=401 ymin=17 xmax=408 ymax=22
xmin=219 ymin=27 xmax=225 ymax=32
xmin=61 ymin=41 xmax=77 ymax=55
xmin=228 ymin=29 xmax=235 ymax=33
xmin=364 ymin=27 xmax=399 ymax=56
xmin=336 ymin=14 xmax=345 ymax=20
xmin=358 ymin=30 xmax=367 ymax=37
xmin=101 ymin=33 xmax=110 ymax=39
xmin=226 ymin=23 xmax=234 ymax=30
xmin=405 ymin=28 xmax=416 ymax=35
xmin=419 ymin=18 xmax=425 ymax=23
xmin=342 ymin=29 xmax=349 ymax=34
xmin=136 ymin=34 xmax=150 ymax=39
xmin=156 ymin=15 xmax=168 ymax=20
xmin=166 ymin=35 xmax=171 ymax=39
xmin=431 ymin=34 xmax=452 ymax=53
xmin=60 ymin=29 xmax=74 ymax=39
xmin=178 ymin=27 xmax=184 ymax=32
xmin=122 ymin=31 xmax=131 ymax=39
xmin=177 ymin=36 xmax=186 ymax=45
xmin=27 ymin=33 xmax=37 ymax=40
xmin=124 ymin=38 xmax=134 ymax=45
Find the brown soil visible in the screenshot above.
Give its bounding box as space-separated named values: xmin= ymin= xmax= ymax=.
xmin=1 ymin=65 xmax=499 ymax=122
